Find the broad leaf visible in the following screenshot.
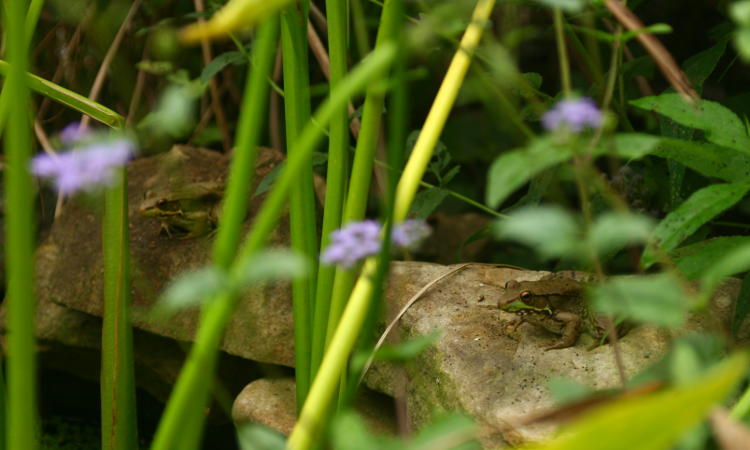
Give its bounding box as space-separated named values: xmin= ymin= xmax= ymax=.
xmin=671 ymin=236 xmax=750 ymax=280
xmin=494 ymin=206 xmax=580 ymax=259
xmin=642 ymin=182 xmax=750 ymax=267
xmin=630 ymin=94 xmax=750 ymax=152
xmin=700 ymin=240 xmax=750 ymax=294
xmin=652 ymin=139 xmax=750 ymax=182
xmin=200 ymin=51 xmax=246 ymax=83
xmin=155 ymin=266 xmax=229 ymax=317
xmin=588 ymin=212 xmax=654 ymax=257
xmin=589 ymin=274 xmax=689 ymax=327
xmin=523 ymin=352 xmax=749 ymax=450
xmin=236 ymin=423 xmax=286 ymax=450
xmin=235 ymin=249 xmax=308 ymax=287
xmin=487 ymin=138 xmax=572 ymax=208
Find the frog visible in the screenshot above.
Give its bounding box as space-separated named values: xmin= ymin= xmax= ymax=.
xmin=138 ymin=180 xmax=224 ymax=239
xmin=498 ymin=275 xmax=609 ymax=350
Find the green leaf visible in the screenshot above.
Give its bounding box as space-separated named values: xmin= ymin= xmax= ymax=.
xmin=493 ymin=206 xmax=580 ymax=259
xmin=641 ymin=182 xmax=750 ymax=267
xmin=588 ymin=212 xmax=654 ymax=257
xmin=547 ymin=378 xmax=593 ymax=405
xmin=138 ymin=84 xmax=199 ymax=138
xmin=684 ymin=38 xmax=729 ymax=90
xmin=374 ymin=331 xmax=441 ymax=362
xmin=671 ymin=237 xmax=750 ymax=280
xmin=155 ymin=266 xmax=229 ymax=317
xmin=410 ymin=187 xmax=450 ymax=219
xmin=589 ymin=274 xmax=689 ymax=327
xmin=487 ymin=137 xmax=572 ymax=208
xmin=730 ymin=1 xmax=750 ymax=27
xmin=651 ymin=139 xmax=750 ymax=182
xmin=0 ymin=59 xmax=124 ymax=128
xmin=331 ymin=412 xmax=395 ymax=450
xmin=523 ymin=352 xmax=750 ymax=450
xmin=600 ymin=133 xmax=661 ymax=159
xmin=700 ymin=240 xmax=750 ymax=295
xmin=535 ymin=0 xmax=587 ymax=13
xmin=236 ymin=423 xmax=286 ymax=450
xmin=630 ymin=94 xmax=750 ymax=151
xmin=235 ymin=249 xmax=308 ymax=287
xmin=734 ymin=274 xmax=750 ymax=336
xmin=406 ymin=414 xmax=479 ymax=450
xmin=200 ymin=51 xmax=246 ymax=83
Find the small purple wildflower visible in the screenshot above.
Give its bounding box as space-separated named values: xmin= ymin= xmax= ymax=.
xmin=392 ymin=219 xmax=432 ymax=250
xmin=542 ymin=97 xmax=603 ymax=133
xmin=321 ymin=220 xmax=382 ymax=268
xmin=31 ymin=137 xmax=134 ymax=194
xmin=321 ymin=219 xmax=432 ymax=268
xmin=58 ymin=122 xmax=90 ymax=145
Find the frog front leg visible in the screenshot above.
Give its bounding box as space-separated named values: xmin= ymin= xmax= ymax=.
xmin=545 ymin=311 xmax=581 ymax=350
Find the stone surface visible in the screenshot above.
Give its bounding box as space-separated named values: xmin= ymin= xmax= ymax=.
xmin=363 ymin=263 xmax=748 ymax=447
xmin=36 ymin=146 xmax=295 ymax=367
xmin=232 ymin=378 xmax=396 ymax=436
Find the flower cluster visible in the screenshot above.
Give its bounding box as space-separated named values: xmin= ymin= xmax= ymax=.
xmin=321 ymin=219 xmax=432 ymax=268
xmin=31 ymin=124 xmax=135 ymax=194
xmin=542 ymin=97 xmax=603 ymax=133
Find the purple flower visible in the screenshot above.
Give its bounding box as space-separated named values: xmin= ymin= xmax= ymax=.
xmin=321 ymin=220 xmax=382 ymax=268
xmin=321 ymin=219 xmax=432 ymax=268
xmin=542 ymin=97 xmax=603 ymax=133
xmin=58 ymin=122 xmax=90 ymax=145
xmin=31 ymin=137 xmax=134 ymax=194
xmin=392 ymin=219 xmax=432 ymax=250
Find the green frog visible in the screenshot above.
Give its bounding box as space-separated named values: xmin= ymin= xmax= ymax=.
xmin=138 ymin=180 xmax=224 ymax=238
xmin=498 ymin=276 xmax=609 ymax=350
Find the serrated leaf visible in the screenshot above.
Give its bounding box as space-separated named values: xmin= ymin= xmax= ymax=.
xmin=684 ymin=38 xmax=728 ymax=89
xmin=235 ymin=249 xmax=308 ymax=287
xmin=671 ymin=237 xmax=750 ymax=280
xmin=494 ymin=206 xmax=580 ymax=259
xmin=200 ymin=51 xmax=245 ymax=83
xmin=410 ymin=187 xmax=450 ymax=219
xmin=522 ymin=352 xmax=749 ymax=450
xmin=588 ymin=212 xmax=654 ymax=256
xmin=589 ymin=274 xmax=689 ymax=327
xmin=642 ymin=182 xmax=750 ymax=267
xmin=630 ymin=94 xmax=750 ymax=151
xmin=487 ymin=138 xmax=572 ymax=208
xmin=236 ymin=423 xmax=286 ymax=450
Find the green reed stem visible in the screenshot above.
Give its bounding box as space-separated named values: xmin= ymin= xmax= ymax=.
xmin=280 ymin=0 xmax=319 ymax=408
xmin=4 ymin=0 xmax=36 ymax=448
xmin=101 ymin=171 xmax=138 ymax=450
xmin=310 ymin=0 xmax=350 ymax=382
xmin=553 ymin=8 xmax=571 ymax=97
xmin=325 ymin=0 xmax=401 ymax=351
xmin=150 ymin=35 xmax=395 ymax=450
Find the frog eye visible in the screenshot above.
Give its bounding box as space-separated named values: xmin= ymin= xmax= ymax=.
xmin=520 ymin=291 xmax=532 ymax=301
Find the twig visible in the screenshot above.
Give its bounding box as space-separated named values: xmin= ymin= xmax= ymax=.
xmin=80 ymin=0 xmax=142 ymax=130
xmin=604 ymin=0 xmax=698 ymax=104
xmin=194 ymin=0 xmax=232 ymax=152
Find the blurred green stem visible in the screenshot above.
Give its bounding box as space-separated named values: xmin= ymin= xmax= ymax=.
xmin=310 ymin=0 xmax=350 ymax=382
xmin=3 ymin=0 xmax=36 ymax=448
xmin=101 ymin=172 xmax=138 ymax=450
xmin=553 ymin=8 xmax=571 ymax=96
xmin=280 ymin=0 xmax=319 ymax=408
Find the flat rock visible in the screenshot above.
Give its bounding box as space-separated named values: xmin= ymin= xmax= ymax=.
xmin=37 ymin=146 xmax=295 ymax=367
xmin=364 ymin=263 xmax=749 ymax=446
